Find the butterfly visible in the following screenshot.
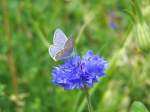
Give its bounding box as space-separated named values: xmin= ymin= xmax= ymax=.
xmin=49 ymin=29 xmax=74 ymax=61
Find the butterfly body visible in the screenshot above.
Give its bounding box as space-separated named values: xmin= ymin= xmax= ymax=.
xmin=49 ymin=29 xmax=74 ymax=61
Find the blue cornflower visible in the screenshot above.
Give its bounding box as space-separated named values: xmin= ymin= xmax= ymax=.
xmin=109 ymin=21 xmax=117 ymax=29
xmin=52 ymin=50 xmax=108 ymax=90
xmin=108 ymin=11 xmax=117 ymax=29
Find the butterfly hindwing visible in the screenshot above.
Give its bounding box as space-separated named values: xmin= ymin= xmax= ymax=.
xmin=49 ymin=45 xmax=62 ymax=60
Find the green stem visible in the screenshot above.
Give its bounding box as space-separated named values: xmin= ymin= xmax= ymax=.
xmin=83 ymin=87 xmax=93 ymax=112
xmin=73 ymin=91 xmax=82 ymax=112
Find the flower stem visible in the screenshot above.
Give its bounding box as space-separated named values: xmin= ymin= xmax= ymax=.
xmin=83 ymin=87 xmax=93 ymax=112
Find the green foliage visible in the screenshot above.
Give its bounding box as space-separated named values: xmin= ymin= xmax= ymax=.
xmin=0 ymin=84 xmax=5 ymax=96
xmin=130 ymin=101 xmax=149 ymax=112
xmin=0 ymin=0 xmax=150 ymax=112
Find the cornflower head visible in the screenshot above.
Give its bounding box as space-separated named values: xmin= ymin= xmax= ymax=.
xmin=52 ymin=50 xmax=108 ymax=90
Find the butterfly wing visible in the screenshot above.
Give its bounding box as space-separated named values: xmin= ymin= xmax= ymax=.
xmin=55 ymin=38 xmax=74 ymax=60
xmin=53 ymin=29 xmax=68 ymax=47
xmin=63 ymin=37 xmax=74 ymax=56
xmin=49 ymin=29 xmax=68 ymax=61
xmin=49 ymin=45 xmax=62 ymax=61
xmin=49 ymin=29 xmax=74 ymax=61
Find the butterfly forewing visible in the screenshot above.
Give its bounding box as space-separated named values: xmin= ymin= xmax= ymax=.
xmin=53 ymin=29 xmax=68 ymax=47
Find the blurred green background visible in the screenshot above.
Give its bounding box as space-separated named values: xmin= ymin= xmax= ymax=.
xmin=0 ymin=0 xmax=150 ymax=112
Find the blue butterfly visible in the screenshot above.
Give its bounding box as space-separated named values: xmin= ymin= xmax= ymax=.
xmin=49 ymin=29 xmax=74 ymax=61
